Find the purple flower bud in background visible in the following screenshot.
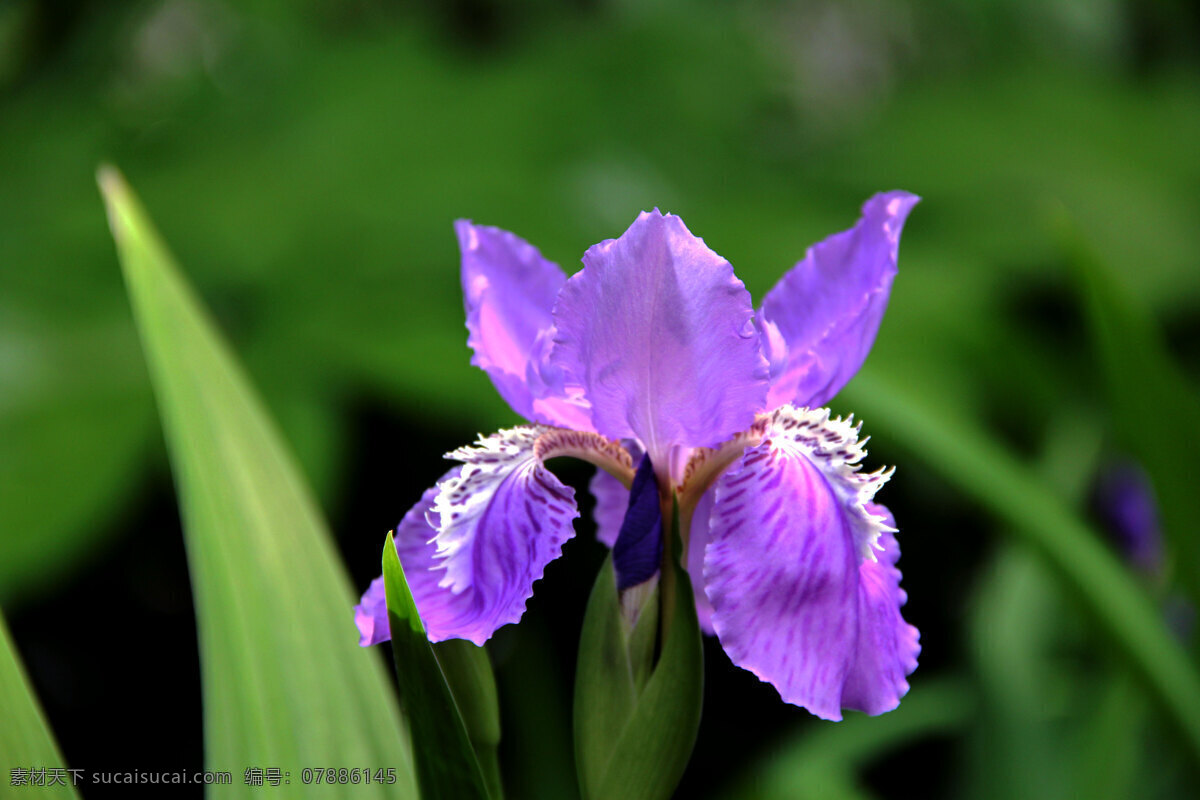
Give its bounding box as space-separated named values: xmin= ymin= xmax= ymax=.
xmin=1090 ymin=460 xmax=1163 ymax=576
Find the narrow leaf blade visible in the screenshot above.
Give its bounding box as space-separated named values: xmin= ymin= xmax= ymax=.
xmin=98 ymin=166 xmax=415 ymax=797
xmin=1057 ymin=213 xmax=1200 ymax=602
xmin=382 ymin=534 xmax=492 ymax=800
xmin=433 ymin=639 xmax=504 ymax=800
xmin=0 ymin=612 xmax=80 ymax=799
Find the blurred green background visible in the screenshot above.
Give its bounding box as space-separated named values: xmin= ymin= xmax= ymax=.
xmin=2 ymin=0 xmax=1199 ymax=797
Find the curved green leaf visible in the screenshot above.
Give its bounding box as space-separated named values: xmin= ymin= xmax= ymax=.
xmin=0 ymin=612 xmax=79 ymax=799
xmin=1055 ymin=212 xmax=1200 ymax=603
xmin=98 ymin=166 xmax=415 ymax=798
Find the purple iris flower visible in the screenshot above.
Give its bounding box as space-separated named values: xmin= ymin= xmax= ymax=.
xmin=356 ymin=193 xmax=921 ymax=720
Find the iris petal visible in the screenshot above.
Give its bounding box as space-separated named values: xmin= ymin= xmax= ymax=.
xmin=456 ymin=220 xmax=592 ymax=430
xmin=589 ymin=467 xmax=627 ymax=548
xmin=353 ymin=575 xmax=389 ymax=647
xmin=759 ymin=192 xmax=918 ymax=410
xmin=425 ymin=426 xmax=581 ymax=645
xmin=552 ymin=210 xmax=769 ymax=470
xmin=355 ymin=470 xmax=487 ymax=645
xmin=704 ymin=406 xmax=918 ymax=720
xmin=589 ymin=439 xmax=644 ymax=548
xmin=840 ymin=503 xmax=921 ymax=714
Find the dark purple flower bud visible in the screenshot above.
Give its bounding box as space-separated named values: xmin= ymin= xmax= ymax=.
xmin=1091 ymin=461 xmax=1163 ymax=575
xmin=613 ymin=455 xmax=664 ymax=591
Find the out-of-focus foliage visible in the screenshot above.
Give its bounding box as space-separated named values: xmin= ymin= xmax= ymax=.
xmin=3 ymin=0 xmax=1199 ymax=797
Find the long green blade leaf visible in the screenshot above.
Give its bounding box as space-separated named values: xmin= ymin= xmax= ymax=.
xmin=0 ymin=612 xmax=80 ymax=798
xmin=98 ymin=166 xmax=415 ymax=797
xmin=1056 ymin=214 xmax=1200 ymax=602
xmin=432 ymin=639 xmax=504 ymax=800
xmin=844 ymin=371 xmax=1200 ymax=763
xmin=382 ymin=534 xmax=492 ymax=800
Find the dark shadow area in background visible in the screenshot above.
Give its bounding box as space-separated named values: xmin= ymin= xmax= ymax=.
xmin=9 ymin=475 xmax=205 ymax=797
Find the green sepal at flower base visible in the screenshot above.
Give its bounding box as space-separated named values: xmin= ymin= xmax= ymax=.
xmin=574 ymin=502 xmax=704 ymax=800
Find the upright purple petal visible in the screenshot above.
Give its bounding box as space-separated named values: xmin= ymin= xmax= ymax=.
xmin=704 ymin=406 xmax=918 ymax=720
xmin=760 ymin=192 xmax=918 ymax=410
xmin=457 ymin=220 xmax=592 ymax=430
xmin=552 ymin=210 xmax=769 ymax=470
xmin=425 ymin=426 xmax=581 ymax=645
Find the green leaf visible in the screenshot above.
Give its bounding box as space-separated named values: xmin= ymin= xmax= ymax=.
xmin=97 ymin=166 xmax=416 ymax=798
xmin=381 ymin=533 xmax=493 ymax=800
xmin=1074 ymin=671 xmax=1144 ymax=800
xmin=1055 ymin=211 xmax=1200 ymax=603
xmin=0 ymin=611 xmax=79 ymax=799
xmin=843 ymin=370 xmax=1200 ymax=765
xmin=432 ymin=639 xmax=504 ymax=800
xmin=573 ymin=557 xmax=641 ymax=794
xmin=574 ymin=520 xmax=704 ymax=800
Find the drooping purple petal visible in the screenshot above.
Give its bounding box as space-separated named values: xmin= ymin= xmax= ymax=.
xmin=704 ymin=405 xmax=918 ymax=720
xmin=552 ymin=210 xmax=769 ymax=470
xmin=424 ymin=426 xmax=581 ymax=645
xmin=456 ymin=220 xmax=592 ymax=430
xmin=356 ymin=472 xmax=476 ymax=646
xmin=840 ymin=503 xmax=921 ymax=714
xmin=354 ymin=575 xmax=390 ymax=646
xmin=759 ymin=192 xmax=919 ymax=410
xmin=613 ymin=455 xmax=664 ymax=590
